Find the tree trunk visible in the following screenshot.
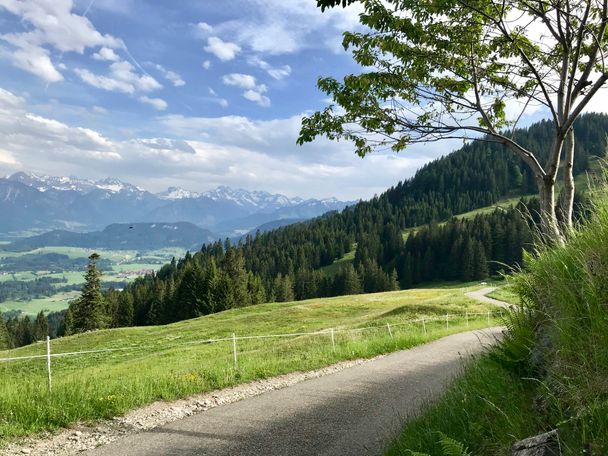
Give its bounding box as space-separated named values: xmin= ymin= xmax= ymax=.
xmin=538 ymin=176 xmax=563 ymax=244
xmin=562 ymin=128 xmax=575 ymax=231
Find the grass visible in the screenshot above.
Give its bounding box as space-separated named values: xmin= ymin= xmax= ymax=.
xmin=388 ymin=184 xmax=608 ymax=456
xmin=386 ymin=356 xmax=540 ymax=456
xmin=487 ymin=284 xmax=521 ymax=305
xmin=0 ymin=284 xmax=502 ymax=446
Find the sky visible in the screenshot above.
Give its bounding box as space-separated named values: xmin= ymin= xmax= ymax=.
xmin=0 ymin=0 xmax=574 ymax=200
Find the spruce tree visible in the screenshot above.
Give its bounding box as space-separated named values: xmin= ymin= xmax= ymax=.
xmin=65 ymin=253 xmax=106 ymax=334
xmin=33 ymin=311 xmax=48 ymax=341
xmin=115 ymin=293 xmax=134 ymax=327
xmin=0 ymin=316 xmax=10 ymax=349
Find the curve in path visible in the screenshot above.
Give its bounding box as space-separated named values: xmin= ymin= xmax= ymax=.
xmin=86 ymin=327 xmax=503 ymax=456
xmin=465 ymin=286 xmax=514 ymax=309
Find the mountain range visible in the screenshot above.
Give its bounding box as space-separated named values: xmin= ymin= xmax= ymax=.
xmin=0 ymin=172 xmax=353 ymax=237
xmin=6 ymin=222 xmax=215 ymax=252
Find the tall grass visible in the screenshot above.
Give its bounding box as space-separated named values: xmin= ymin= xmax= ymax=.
xmin=388 ymin=185 xmax=608 ymax=455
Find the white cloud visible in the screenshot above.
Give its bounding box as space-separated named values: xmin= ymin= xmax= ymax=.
xmin=248 ymin=56 xmax=292 ymax=80
xmin=204 ymin=36 xmax=241 ymax=61
xmin=0 ymin=0 xmax=122 ymax=82
xmin=222 ymin=73 xmax=257 ymax=90
xmin=138 ymin=96 xmax=168 ymax=111
xmin=202 ymin=60 xmax=211 ymax=70
xmin=210 ymin=0 xmax=362 ymax=56
xmin=243 ymin=89 xmax=271 ymax=107
xmin=5 ymin=42 xmax=64 ymax=82
xmin=92 ymin=105 xmax=108 ymax=114
xmin=222 ymin=73 xmax=270 ymax=107
xmin=152 ymin=63 xmax=185 ymax=87
xmin=92 ymin=47 xmax=120 ymax=62
xmin=0 ymin=87 xmax=120 ymax=169
xmin=197 ymin=22 xmax=213 ymax=33
xmin=75 ymin=60 xmax=162 ymax=94
xmin=0 ymin=87 xmax=445 ymax=200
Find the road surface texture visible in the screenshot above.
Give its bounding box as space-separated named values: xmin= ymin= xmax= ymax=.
xmin=87 ymin=327 xmax=504 ymax=456
xmin=466 ymin=286 xmax=514 ymax=309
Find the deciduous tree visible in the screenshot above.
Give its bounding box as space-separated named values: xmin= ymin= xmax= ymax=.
xmin=301 ymin=0 xmax=608 ymax=241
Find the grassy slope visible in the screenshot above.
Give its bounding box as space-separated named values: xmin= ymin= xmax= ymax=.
xmin=388 ymin=187 xmax=608 ymax=456
xmin=0 ymin=284 xmax=501 ymax=445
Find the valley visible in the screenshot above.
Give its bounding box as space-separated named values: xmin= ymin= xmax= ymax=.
xmin=0 ymin=246 xmax=187 ymax=316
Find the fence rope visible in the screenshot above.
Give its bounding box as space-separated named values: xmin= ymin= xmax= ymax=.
xmin=0 ymin=310 xmax=504 ymax=363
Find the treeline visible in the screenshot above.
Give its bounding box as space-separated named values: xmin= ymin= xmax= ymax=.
xmin=0 ymin=276 xmax=66 ymax=303
xmin=0 ymin=311 xmax=48 ymax=349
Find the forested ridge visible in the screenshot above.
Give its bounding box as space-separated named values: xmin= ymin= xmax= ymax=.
xmin=2 ymin=114 xmax=606 ymax=343
xmin=102 ymin=114 xmax=606 ymax=328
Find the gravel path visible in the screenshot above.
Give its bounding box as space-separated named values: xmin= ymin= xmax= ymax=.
xmin=84 ymin=328 xmax=503 ymax=456
xmin=465 ymin=286 xmax=514 ymax=309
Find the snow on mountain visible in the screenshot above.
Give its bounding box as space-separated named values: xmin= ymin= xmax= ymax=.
xmin=157 ymin=187 xmax=202 ymax=200
xmin=6 ymin=173 xmax=145 ymax=195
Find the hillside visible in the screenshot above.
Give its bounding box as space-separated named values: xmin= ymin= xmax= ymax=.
xmin=389 ymin=186 xmax=608 ymax=455
xmin=5 ymin=222 xmax=216 ymax=252
xmin=0 ymin=284 xmax=501 ymax=445
xmin=105 ymin=114 xmax=608 ymax=331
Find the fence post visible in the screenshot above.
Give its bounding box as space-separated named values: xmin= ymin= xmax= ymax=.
xmin=487 ymin=311 xmax=491 ymax=325
xmin=446 ymin=313 xmax=449 ymax=330
xmin=386 ymin=323 xmax=393 ymax=339
xmin=465 ymin=312 xmax=469 ymax=327
xmin=330 ymin=328 xmax=336 ymax=353
xmin=46 ymin=336 xmax=52 ymax=393
xmin=422 ymin=318 xmax=427 ymax=335
xmin=232 ymin=333 xmax=237 ymax=369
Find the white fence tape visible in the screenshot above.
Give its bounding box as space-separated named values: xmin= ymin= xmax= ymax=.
xmin=0 ymin=310 xmax=504 ymax=363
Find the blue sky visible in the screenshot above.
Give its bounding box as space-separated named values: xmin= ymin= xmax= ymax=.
xmin=0 ymin=0 xmax=555 ymax=199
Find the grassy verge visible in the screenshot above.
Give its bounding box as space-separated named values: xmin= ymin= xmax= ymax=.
xmin=0 ymin=285 xmax=500 ymax=446
xmin=388 ymin=187 xmax=608 ymax=455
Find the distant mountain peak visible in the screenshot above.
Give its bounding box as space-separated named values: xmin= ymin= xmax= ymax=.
xmin=157 ymin=186 xmax=202 ymax=200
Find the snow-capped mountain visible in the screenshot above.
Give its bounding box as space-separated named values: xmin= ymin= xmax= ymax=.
xmin=157 ymin=187 xmax=202 ymax=200
xmin=0 ymin=172 xmax=353 ymax=237
xmin=5 ymin=172 xmax=145 ymax=195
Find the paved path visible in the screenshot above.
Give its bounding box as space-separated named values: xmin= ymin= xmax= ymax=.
xmin=465 ymin=286 xmax=514 ymax=309
xmin=87 ymin=327 xmax=503 ymax=456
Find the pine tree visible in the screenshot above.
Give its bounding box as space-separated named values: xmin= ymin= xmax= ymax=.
xmin=115 ymin=293 xmax=134 ymax=327
xmin=0 ymin=316 xmax=10 ymax=349
xmin=65 ymin=253 xmax=106 ymax=334
xmin=33 ymin=311 xmax=48 ymax=341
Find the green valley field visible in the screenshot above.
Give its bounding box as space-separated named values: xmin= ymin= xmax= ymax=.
xmin=0 ymin=284 xmax=504 ymax=445
xmin=0 ymin=246 xmax=187 ymax=315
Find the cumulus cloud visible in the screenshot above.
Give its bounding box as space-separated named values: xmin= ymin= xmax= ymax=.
xmin=243 ymin=89 xmax=270 ymax=107
xmin=197 ymin=22 xmax=213 ymax=33
xmin=222 ymin=73 xmax=257 ymax=90
xmin=248 ymin=56 xmax=292 ymax=80
xmin=138 ymin=96 xmax=168 ymax=111
xmin=92 ymin=47 xmax=120 ymax=62
xmin=209 ymin=0 xmax=362 ymax=56
xmin=75 ymin=60 xmax=162 ymax=93
xmin=202 ymin=60 xmax=211 ymax=70
xmin=204 ymin=36 xmax=240 ymax=61
xmin=222 ymin=73 xmax=270 ymax=107
xmin=152 ymin=63 xmax=185 ymax=87
xmin=0 ymin=86 xmax=434 ymax=199
xmin=0 ymin=0 xmax=122 ymax=82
